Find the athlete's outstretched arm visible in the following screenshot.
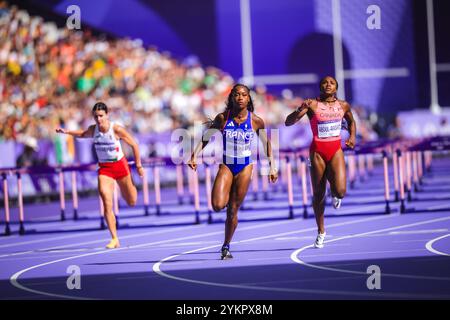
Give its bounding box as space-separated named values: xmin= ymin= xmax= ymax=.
xmin=284 ymin=99 xmax=312 ymax=126
xmin=188 ymin=113 xmax=224 ymax=171
xmin=114 ymin=125 xmax=144 ymax=177
xmin=342 ymin=101 xmax=357 ymax=149
xmin=55 ymin=125 xmax=95 ymax=138
xmin=254 ymin=115 xmax=278 ymax=183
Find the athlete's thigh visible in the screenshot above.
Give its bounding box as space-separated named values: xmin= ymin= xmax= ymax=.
xmin=230 ymin=164 xmax=253 ymax=204
xmin=326 ymin=149 xmax=346 ymax=189
xmin=116 ymin=174 xmax=135 ymax=199
xmin=98 ymin=174 xmax=115 ymax=204
xmin=310 ymin=152 xmax=327 ymax=192
xmin=212 ymin=164 xmax=234 ymax=205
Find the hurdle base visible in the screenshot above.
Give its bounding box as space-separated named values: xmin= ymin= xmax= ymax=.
xmin=144 ymin=205 xmax=149 ymax=216
xmin=289 ymin=206 xmax=294 ymax=219
xmin=100 ymin=217 xmax=106 ymax=230
xmin=303 ymin=205 xmax=308 ymax=219
xmin=400 ymin=200 xmax=406 ymax=213
xmin=385 ymin=201 xmax=391 ymax=214
xmin=60 ymin=209 xmax=66 ymax=221
xmin=195 ymin=211 xmax=200 ymax=224
xmin=19 ymin=221 xmax=25 ymax=235
xmin=207 ymin=210 xmax=213 ymax=224
xmin=156 ymin=204 xmax=161 ymax=216
xmin=4 ymin=223 xmax=11 ymax=236
xmin=73 ymin=209 xmax=78 ymax=221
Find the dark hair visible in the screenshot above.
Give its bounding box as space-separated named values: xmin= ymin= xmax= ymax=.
xmin=225 ymin=84 xmax=254 ymax=112
xmin=92 ymin=102 xmax=108 ymax=113
xmin=319 ymin=76 xmax=339 ymax=90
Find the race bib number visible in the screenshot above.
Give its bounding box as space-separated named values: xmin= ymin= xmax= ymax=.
xmin=318 ymin=120 xmax=341 ymax=138
xmin=225 ymin=141 xmax=251 ymax=158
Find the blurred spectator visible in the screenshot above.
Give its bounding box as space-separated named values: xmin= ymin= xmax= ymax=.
xmin=16 ymin=136 xmax=40 ymax=167
xmin=387 ymin=116 xmax=404 ymax=139
xmin=16 ymin=135 xmax=57 ymax=193
xmin=439 ymin=117 xmax=450 ymax=136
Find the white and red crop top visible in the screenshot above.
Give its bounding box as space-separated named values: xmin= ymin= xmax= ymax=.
xmin=93 ymin=122 xmax=124 ymax=163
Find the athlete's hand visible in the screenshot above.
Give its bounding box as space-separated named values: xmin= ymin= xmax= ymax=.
xmin=55 ymin=128 xmax=67 ymax=134
xmin=345 ymin=136 xmax=356 ymax=149
xmin=297 ymin=99 xmax=312 ymax=111
xmin=188 ymin=157 xmax=197 ymax=171
xmin=136 ymin=166 xmax=145 ymax=178
xmin=269 ymin=167 xmax=278 ymax=183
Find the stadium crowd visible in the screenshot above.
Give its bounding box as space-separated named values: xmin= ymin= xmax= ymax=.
xmin=0 ymin=1 xmax=379 ymax=150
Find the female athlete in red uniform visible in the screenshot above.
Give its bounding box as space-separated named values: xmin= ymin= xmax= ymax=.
xmin=56 ymin=102 xmax=144 ymax=248
xmin=285 ymin=76 xmax=356 ymax=248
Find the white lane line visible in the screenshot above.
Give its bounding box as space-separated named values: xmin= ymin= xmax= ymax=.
xmin=156 ymin=241 xmax=219 ymax=247
xmin=153 ymin=215 xmax=435 ymax=298
xmin=239 ymin=275 xmax=366 ymax=286
xmin=0 ymin=232 xmax=104 ymax=250
xmin=427 ymin=204 xmax=450 ymax=210
xmin=0 ymin=205 xmax=206 ymax=248
xmin=393 ymin=239 xmax=437 ymax=243
xmin=290 ymin=216 xmax=450 ymax=282
xmin=0 ymin=204 xmax=295 ymax=249
xmin=0 ymin=224 xmax=203 ymax=259
xmin=152 ymin=215 xmax=450 ymax=299
xmin=9 ymin=218 xmax=304 ymax=300
xmin=425 ymin=234 xmax=450 ymax=257
xmin=389 ymin=229 xmax=448 ymax=235
xmin=250 ymin=249 xmax=426 ymax=261
xmin=116 ymin=274 xmax=162 ymax=280
xmin=247 ymin=257 xmax=291 ymax=261
xmin=0 ymin=234 xmax=20 ymax=241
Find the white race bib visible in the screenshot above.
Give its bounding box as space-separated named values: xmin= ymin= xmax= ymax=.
xmin=224 ymin=141 xmax=251 ymax=158
xmin=317 ymin=120 xmax=341 ymax=138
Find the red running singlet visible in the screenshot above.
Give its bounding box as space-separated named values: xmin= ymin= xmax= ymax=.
xmin=309 ymin=100 xmax=345 ymax=163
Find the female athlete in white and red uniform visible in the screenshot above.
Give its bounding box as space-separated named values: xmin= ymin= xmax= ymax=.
xmin=285 ymin=76 xmax=356 ymax=249
xmin=56 ymin=102 xmax=144 ymax=248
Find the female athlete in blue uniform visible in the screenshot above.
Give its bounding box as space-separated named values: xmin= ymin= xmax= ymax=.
xmin=189 ymin=84 xmax=278 ymax=259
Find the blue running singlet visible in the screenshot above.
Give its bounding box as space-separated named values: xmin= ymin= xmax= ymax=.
xmin=222 ymin=111 xmax=255 ymax=176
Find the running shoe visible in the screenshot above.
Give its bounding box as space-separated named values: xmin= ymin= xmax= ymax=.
xmin=332 ymin=196 xmax=342 ymax=209
xmin=106 ymin=238 xmax=120 ymax=249
xmin=221 ymin=245 xmax=233 ymax=260
xmin=314 ymin=232 xmax=326 ymax=249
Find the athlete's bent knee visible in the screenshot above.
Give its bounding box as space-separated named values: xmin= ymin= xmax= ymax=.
xmin=212 ymin=200 xmax=226 ymax=212
xmin=126 ymin=197 xmax=137 ymax=207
